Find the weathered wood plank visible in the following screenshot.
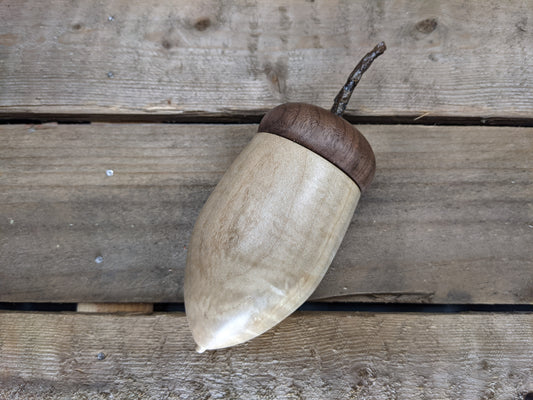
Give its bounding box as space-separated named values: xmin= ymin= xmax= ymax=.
xmin=1 ymin=124 xmax=531 ymax=304
xmin=0 ymin=0 xmax=531 ymax=119
xmin=1 ymin=311 xmax=532 ymax=399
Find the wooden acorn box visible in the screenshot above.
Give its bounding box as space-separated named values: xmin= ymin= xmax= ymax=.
xmin=1 ymin=1 xmax=532 ymax=398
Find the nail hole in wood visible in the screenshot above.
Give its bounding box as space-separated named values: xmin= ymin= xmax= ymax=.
xmin=415 ymin=18 xmax=438 ymax=33
xmin=194 ymin=17 xmax=211 ymax=31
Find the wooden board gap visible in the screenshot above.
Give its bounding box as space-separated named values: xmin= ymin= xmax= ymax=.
xmin=2 ymin=302 xmax=533 ymax=314
xmin=1 ymin=114 xmax=533 ymax=127
xmin=0 ymin=303 xmax=77 ymax=312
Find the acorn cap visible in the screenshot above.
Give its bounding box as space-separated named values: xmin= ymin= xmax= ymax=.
xmin=258 ymin=102 xmax=376 ymax=192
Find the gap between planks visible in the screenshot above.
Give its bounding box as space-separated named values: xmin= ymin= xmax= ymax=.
xmin=2 ymin=113 xmax=533 ymax=127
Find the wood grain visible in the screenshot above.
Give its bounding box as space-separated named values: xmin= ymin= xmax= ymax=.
xmin=0 ymin=124 xmax=532 ymax=304
xmin=77 ymin=303 xmax=153 ymax=313
xmin=259 ymin=103 xmax=376 ymax=191
xmin=0 ymin=0 xmax=531 ymax=119
xmin=1 ymin=311 xmax=533 ymax=399
xmin=185 ymin=133 xmax=360 ymax=351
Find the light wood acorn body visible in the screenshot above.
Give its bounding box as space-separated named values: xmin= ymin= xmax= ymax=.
xmin=185 ymin=43 xmax=386 ymax=352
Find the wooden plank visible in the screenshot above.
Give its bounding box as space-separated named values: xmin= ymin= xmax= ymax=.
xmin=1 ymin=0 xmax=532 ymax=120
xmin=0 ymin=124 xmax=532 ymax=304
xmin=1 ymin=311 xmax=533 ymax=399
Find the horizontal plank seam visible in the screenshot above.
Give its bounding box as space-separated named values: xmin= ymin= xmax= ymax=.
xmin=1 ymin=114 xmax=533 ymax=127
xmin=2 ymin=302 xmax=533 ymax=313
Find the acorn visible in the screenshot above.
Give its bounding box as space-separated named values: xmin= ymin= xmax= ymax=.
xmin=185 ymin=42 xmax=386 ymax=352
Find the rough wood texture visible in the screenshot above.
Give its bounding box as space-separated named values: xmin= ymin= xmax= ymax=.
xmin=185 ymin=133 xmax=360 ymax=352
xmin=1 ymin=311 xmax=533 ymax=399
xmin=259 ymin=103 xmax=376 ymax=191
xmin=0 ymin=124 xmax=532 ymax=303
xmin=0 ymin=0 xmax=531 ymax=119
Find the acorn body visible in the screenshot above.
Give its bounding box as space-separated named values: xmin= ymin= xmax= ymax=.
xmin=185 ymin=103 xmax=375 ymax=352
xmin=185 ymin=130 xmax=361 ymax=352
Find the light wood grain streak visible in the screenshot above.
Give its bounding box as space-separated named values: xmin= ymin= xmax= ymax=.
xmin=0 ymin=312 xmax=532 ymax=399
xmin=77 ymin=303 xmax=153 ymax=313
xmin=0 ymin=124 xmax=532 ymax=304
xmin=0 ymin=0 xmax=531 ymax=118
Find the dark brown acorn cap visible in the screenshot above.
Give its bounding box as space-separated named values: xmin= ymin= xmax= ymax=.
xmin=258 ymin=102 xmax=376 ymax=192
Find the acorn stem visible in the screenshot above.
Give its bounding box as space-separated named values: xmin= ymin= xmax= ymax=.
xmin=330 ymin=41 xmax=387 ymax=116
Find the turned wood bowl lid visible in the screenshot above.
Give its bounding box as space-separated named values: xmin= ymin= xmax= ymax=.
xmin=258 ymin=102 xmax=376 ymax=192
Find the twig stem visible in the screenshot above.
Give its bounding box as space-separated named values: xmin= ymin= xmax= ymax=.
xmin=331 ymin=41 xmax=387 ymax=116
